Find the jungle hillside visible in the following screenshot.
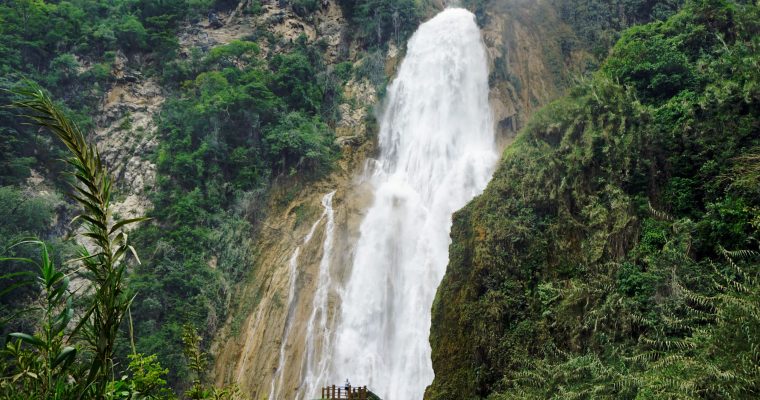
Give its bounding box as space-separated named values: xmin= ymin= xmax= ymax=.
xmin=429 ymin=0 xmax=760 ymax=399
xmin=0 ymin=0 xmax=757 ymax=399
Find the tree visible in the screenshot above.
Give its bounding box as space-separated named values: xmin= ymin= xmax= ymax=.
xmin=264 ymin=111 xmax=337 ymax=175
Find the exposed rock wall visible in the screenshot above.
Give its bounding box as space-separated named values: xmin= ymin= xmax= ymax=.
xmin=479 ymin=0 xmax=595 ymax=143
xmin=210 ymin=75 xmax=381 ymax=399
xmin=210 ymin=1 xmax=600 ymax=398
xmin=211 ymin=161 xmax=374 ymax=399
xmin=93 ymin=53 xmax=163 ymax=223
xmin=208 ymin=2 xmax=381 ymax=398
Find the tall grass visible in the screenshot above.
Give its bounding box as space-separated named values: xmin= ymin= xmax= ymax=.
xmin=6 ymin=84 xmax=147 ymax=397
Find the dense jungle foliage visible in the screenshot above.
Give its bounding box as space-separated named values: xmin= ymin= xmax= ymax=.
xmin=0 ymin=0 xmax=218 ymax=375
xmin=0 ymin=0 xmax=217 ymax=186
xmin=551 ymin=0 xmax=686 ymax=58
xmin=0 ymin=86 xmax=181 ymax=399
xmin=337 ymin=0 xmax=421 ymax=47
xmin=6 ymin=0 xmax=758 ymax=398
xmin=0 ymin=0 xmax=424 ymax=396
xmin=125 ymin=35 xmax=343 ymax=386
xmin=429 ymin=0 xmax=760 ymax=399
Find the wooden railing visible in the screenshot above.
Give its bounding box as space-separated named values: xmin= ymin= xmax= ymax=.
xmin=320 ymin=385 xmax=370 ymax=399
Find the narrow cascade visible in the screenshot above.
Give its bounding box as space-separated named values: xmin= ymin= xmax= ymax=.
xmin=270 ymin=192 xmax=335 ymax=400
xmin=300 ymin=190 xmax=337 ymax=398
xmin=322 ymin=8 xmax=497 ymax=399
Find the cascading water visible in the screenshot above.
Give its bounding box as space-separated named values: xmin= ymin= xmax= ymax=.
xmin=269 ymin=192 xmax=335 ymax=400
xmin=300 ymin=190 xmax=337 ymax=397
xmin=306 ymin=8 xmax=498 ymax=399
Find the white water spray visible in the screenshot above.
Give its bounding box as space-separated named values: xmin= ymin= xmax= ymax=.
xmin=300 ymin=190 xmax=338 ymax=398
xmin=317 ymin=8 xmax=497 ymax=399
xmin=270 ymin=191 xmax=336 ymax=400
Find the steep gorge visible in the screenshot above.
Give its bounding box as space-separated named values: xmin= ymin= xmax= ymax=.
xmin=210 ymin=1 xmax=620 ymax=398
xmin=0 ymin=0 xmax=684 ymax=397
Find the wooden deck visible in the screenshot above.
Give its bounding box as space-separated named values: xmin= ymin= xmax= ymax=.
xmin=319 ymin=385 xmax=380 ymax=399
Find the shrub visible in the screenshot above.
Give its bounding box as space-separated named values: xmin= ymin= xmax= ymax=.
xmin=265 ymin=111 xmax=337 ymax=175
xmin=115 ymin=15 xmax=149 ymax=52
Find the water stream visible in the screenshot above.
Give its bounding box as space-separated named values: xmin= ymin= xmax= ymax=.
xmin=304 ymin=8 xmax=497 ymax=399
xmin=300 ymin=190 xmax=338 ymax=397
xmin=270 ymin=191 xmax=336 ymax=400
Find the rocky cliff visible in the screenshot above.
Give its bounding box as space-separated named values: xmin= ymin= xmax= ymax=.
xmin=206 ymin=2 xmax=380 ymax=397
xmin=87 ymin=0 xmax=646 ymax=396
xmin=427 ymin=1 xmax=757 ymax=399
xmin=208 ymin=1 xmax=612 ymax=398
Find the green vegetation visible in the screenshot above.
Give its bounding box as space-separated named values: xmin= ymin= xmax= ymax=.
xmin=0 ymin=2 xmax=225 ymax=328
xmin=337 ymin=0 xmax=422 ymax=48
xmin=0 ymin=187 xmax=73 ymax=335
xmin=0 ymin=0 xmax=218 ymax=186
xmin=553 ymin=0 xmax=685 ymax=58
xmin=1 ymin=86 xmax=152 ymax=398
xmin=428 ymin=1 xmax=759 ymax=398
xmin=182 ymin=325 xmax=244 ymax=399
xmin=126 ymin=36 xmax=340 ymax=387
xmin=1 ymin=87 xmax=245 ymax=399
xmin=2 ymin=241 xmax=82 ymax=398
xmin=16 ymin=87 xmax=149 ymax=396
xmin=291 ymin=0 xmax=320 ymax=18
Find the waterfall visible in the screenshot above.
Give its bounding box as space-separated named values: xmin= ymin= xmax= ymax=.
xmin=300 ymin=190 xmax=337 ymax=398
xmin=270 ymin=191 xmax=336 ymax=400
xmin=320 ymin=8 xmax=497 ymax=399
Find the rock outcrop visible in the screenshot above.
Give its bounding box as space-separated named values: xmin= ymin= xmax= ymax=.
xmin=478 ymin=1 xmax=596 ymax=143
xmin=94 ymin=51 xmax=163 ymax=224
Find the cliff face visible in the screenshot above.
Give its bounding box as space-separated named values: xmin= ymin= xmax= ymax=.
xmin=210 ymin=74 xmax=380 ymax=400
xmin=428 ymin=1 xmax=758 ymax=399
xmin=83 ymin=1 xmax=378 ymax=393
xmin=91 ymin=1 xmax=351 ymax=227
xmin=94 ymin=58 xmax=163 ymax=224
xmin=85 ymin=0 xmax=659 ymax=396
xmin=209 ymin=1 xmax=608 ymax=397
xmin=479 ymin=0 xmax=595 ymax=141
xmin=207 ymin=2 xmax=380 ymax=397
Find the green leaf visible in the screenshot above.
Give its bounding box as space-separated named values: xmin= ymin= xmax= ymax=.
xmin=52 ymin=346 xmax=77 ymax=370
xmin=8 ymin=332 xmax=46 ymax=349
xmin=75 ymin=213 xmax=108 ymax=233
xmin=0 ymin=270 xmax=37 ymax=280
xmin=53 ymin=301 xmax=74 ymax=334
xmin=127 ymin=245 xmax=141 ymax=265
xmin=109 ymin=217 xmax=151 ymax=235
xmin=0 ymin=257 xmax=37 ymax=265
xmin=6 ymin=239 xmax=45 ymax=251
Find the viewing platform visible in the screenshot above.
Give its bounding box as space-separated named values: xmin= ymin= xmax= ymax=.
xmin=318 ymin=384 xmax=380 ymax=400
